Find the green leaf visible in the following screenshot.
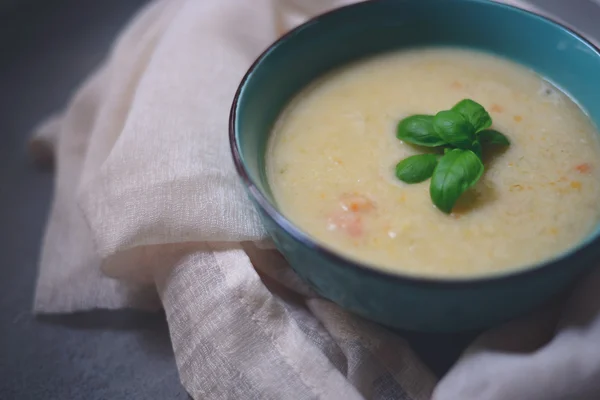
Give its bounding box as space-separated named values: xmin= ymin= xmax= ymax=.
xmin=452 ymin=99 xmax=492 ymax=132
xmin=397 ymin=115 xmax=446 ymax=147
xmin=430 ymin=149 xmax=484 ymax=214
xmin=479 ymin=129 xmax=511 ymax=146
xmin=395 ymin=154 xmax=438 ymax=183
xmin=471 ymin=140 xmax=483 ymax=159
xmin=433 ymin=110 xmax=475 ymax=149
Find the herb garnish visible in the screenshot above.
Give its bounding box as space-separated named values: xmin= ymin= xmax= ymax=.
xmin=395 ymin=99 xmax=510 ymax=214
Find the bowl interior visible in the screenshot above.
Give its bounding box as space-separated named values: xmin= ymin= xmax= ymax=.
xmin=234 ymin=0 xmax=600 ymax=255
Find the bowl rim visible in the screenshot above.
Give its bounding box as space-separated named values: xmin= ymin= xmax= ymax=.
xmin=229 ymin=0 xmax=600 ymax=288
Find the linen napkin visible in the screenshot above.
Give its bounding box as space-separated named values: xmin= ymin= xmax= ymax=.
xmin=30 ymin=0 xmax=600 ymax=399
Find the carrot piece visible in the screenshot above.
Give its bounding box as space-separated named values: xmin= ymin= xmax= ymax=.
xmin=491 ymin=104 xmax=504 ymax=113
xmin=328 ymin=212 xmax=363 ymax=238
xmin=575 ymin=163 xmax=592 ymax=174
xmin=340 ymin=194 xmax=375 ymax=212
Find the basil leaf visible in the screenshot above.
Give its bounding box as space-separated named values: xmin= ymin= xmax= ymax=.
xmin=397 ymin=115 xmax=446 ymax=147
xmin=433 ymin=110 xmax=475 ymax=149
xmin=430 ymin=149 xmax=484 ymax=214
xmin=479 ymin=129 xmax=511 ymax=146
xmin=395 ymin=154 xmax=438 ymax=183
xmin=471 ymin=140 xmax=483 ymax=159
xmin=452 ymin=99 xmax=492 ymax=132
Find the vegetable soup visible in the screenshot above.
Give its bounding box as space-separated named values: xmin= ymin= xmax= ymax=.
xmin=266 ymin=48 xmax=600 ymax=277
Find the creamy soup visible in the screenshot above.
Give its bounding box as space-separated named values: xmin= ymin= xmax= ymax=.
xmin=266 ymin=48 xmax=600 ymax=278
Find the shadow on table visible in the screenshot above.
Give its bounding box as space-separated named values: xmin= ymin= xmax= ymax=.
xmin=399 ymin=330 xmax=480 ymax=378
xmin=36 ymin=309 xmax=478 ymax=378
xmin=37 ymin=309 xmax=174 ymax=357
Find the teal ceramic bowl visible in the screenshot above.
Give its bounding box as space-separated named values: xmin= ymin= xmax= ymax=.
xmin=230 ymin=0 xmax=600 ymax=332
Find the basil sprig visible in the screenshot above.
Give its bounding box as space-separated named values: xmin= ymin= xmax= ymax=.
xmin=397 ymin=115 xmax=446 ymax=147
xmin=395 ymin=99 xmax=510 ymax=214
xmin=430 ymin=149 xmax=484 ymax=213
xmin=395 ymin=154 xmax=438 ymax=183
xmin=452 ymin=99 xmax=492 ymax=133
xmin=433 ymin=110 xmax=474 ymax=148
xmin=479 ymin=129 xmax=511 ymax=146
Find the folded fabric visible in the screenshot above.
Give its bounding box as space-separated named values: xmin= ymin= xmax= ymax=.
xmin=31 ymin=0 xmax=600 ymax=399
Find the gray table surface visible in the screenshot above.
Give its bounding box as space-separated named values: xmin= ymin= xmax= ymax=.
xmin=0 ymin=1 xmax=598 ymax=399
xmin=0 ymin=1 xmax=187 ymax=399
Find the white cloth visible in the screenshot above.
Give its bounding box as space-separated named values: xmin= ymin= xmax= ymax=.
xmin=30 ymin=0 xmax=600 ymax=399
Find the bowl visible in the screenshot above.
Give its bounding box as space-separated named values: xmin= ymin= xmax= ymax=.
xmin=229 ymin=0 xmax=600 ymax=332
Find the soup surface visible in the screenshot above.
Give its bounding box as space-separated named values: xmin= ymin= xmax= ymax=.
xmin=266 ymin=48 xmax=600 ymax=278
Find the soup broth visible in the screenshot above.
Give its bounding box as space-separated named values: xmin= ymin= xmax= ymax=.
xmin=266 ymin=48 xmax=600 ymax=278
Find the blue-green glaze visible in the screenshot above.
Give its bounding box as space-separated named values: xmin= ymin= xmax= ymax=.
xmin=230 ymin=0 xmax=600 ymax=332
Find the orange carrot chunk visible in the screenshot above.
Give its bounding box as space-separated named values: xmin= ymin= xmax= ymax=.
xmin=575 ymin=163 xmax=592 ymax=174
xmin=328 ymin=212 xmax=363 ymax=238
xmin=339 ymin=194 xmax=375 ymax=212
xmin=491 ymin=104 xmax=504 ymax=113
